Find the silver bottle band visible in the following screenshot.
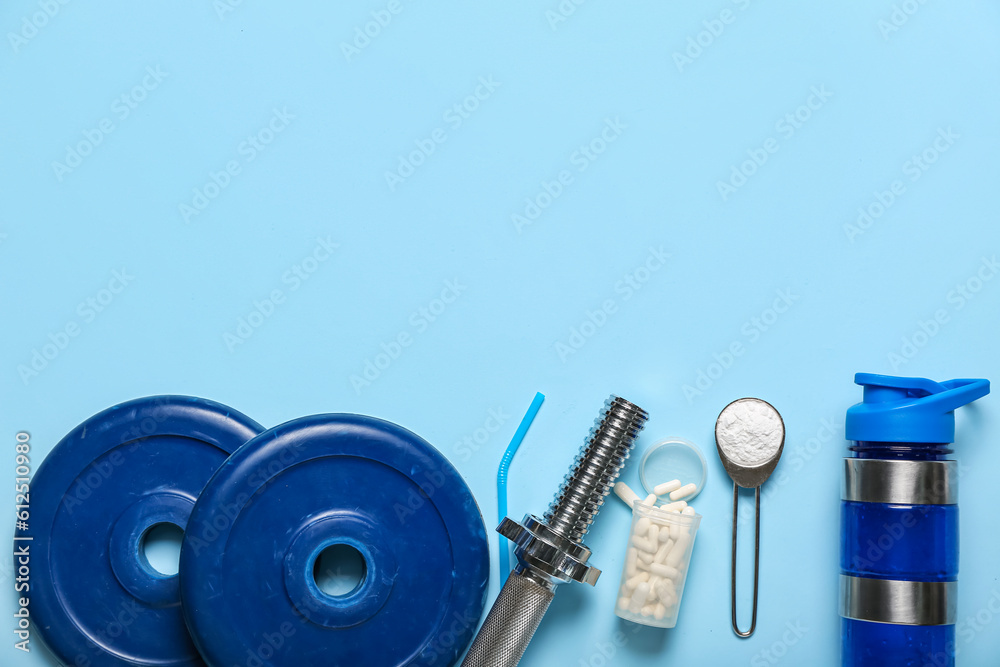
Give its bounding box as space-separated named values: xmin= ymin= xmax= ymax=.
xmin=840 ymin=575 xmax=956 ymax=626
xmin=842 ymin=459 xmax=957 ymax=505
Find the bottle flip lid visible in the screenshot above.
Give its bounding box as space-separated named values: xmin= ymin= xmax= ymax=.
xmin=846 ymin=373 xmax=990 ymax=444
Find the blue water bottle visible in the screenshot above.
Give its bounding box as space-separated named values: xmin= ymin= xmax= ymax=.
xmin=841 ymin=373 xmax=990 ymax=667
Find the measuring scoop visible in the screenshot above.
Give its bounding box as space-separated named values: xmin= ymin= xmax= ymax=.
xmin=714 ymin=398 xmax=785 ymax=638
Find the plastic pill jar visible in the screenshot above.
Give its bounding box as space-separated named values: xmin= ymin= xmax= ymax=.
xmin=614 ymin=502 xmax=701 ymax=628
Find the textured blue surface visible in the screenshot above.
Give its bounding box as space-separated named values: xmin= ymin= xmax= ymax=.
xmin=840 ymin=499 xmax=959 ymax=666
xmin=842 ymin=618 xmax=954 ymax=667
xmin=841 ymin=501 xmax=957 ymax=582
xmin=19 ymin=397 xmax=262 ymax=667
xmin=2 ymin=1 xmax=1000 ymax=665
xmin=179 ymin=414 xmax=489 ymax=667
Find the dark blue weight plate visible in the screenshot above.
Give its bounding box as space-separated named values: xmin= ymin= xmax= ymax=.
xmin=23 ymin=396 xmax=263 ymax=667
xmin=179 ymin=414 xmax=490 ymax=667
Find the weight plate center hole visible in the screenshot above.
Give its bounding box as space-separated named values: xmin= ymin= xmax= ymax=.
xmin=314 ymin=544 xmax=367 ymax=598
xmin=141 ymin=522 xmax=184 ymax=577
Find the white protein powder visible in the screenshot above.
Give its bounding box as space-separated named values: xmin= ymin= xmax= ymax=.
xmin=716 ymin=399 xmax=783 ymax=467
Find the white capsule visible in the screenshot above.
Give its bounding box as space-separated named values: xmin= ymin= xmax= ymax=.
xmin=669 ymin=483 xmax=698 ymax=501
xmin=641 ymin=604 xmax=656 ymax=617
xmin=635 ymin=517 xmax=651 ymax=535
xmin=632 ymin=535 xmax=657 ymax=554
xmin=660 ymin=500 xmax=687 ymax=512
xmin=666 ymin=533 xmax=691 ymax=567
xmin=626 ymin=572 xmax=649 ymax=589
xmin=653 ymin=479 xmax=682 ymax=496
xmin=654 ymin=539 xmax=674 ymax=563
xmin=682 ymin=506 xmax=696 ymax=516
xmin=636 ymin=557 xmax=651 ymax=571
xmin=613 ymin=481 xmax=641 ymax=508
xmin=654 ymin=578 xmax=675 ymax=602
xmin=626 ymin=547 xmax=638 ymax=577
xmin=669 ymin=522 xmax=681 ymax=540
xmin=650 ymin=562 xmax=680 ymax=579
xmin=647 ymin=524 xmax=659 ymax=544
xmin=638 ymin=551 xmax=654 ymax=565
xmin=661 ymin=589 xmax=678 ymax=608
xmin=641 ymin=493 xmax=657 ymax=507
xmin=654 ymin=603 xmax=667 ymax=620
xmin=617 ymin=596 xmax=631 ymax=611
xmin=629 ymin=582 xmax=651 ymax=614
xmin=658 ymin=527 xmax=672 ymax=543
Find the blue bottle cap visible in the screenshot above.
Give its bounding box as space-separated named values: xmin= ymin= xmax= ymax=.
xmin=846 ymin=373 xmax=990 ymax=444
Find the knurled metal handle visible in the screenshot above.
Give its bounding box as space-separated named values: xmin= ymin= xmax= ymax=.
xmin=460 ymin=572 xmax=555 ymax=667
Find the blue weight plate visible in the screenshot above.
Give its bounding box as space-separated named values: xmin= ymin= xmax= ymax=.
xmin=180 ymin=414 xmax=490 ymax=667
xmin=22 ymin=396 xmax=263 ymax=667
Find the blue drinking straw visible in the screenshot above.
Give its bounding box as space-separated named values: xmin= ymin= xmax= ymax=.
xmin=497 ymin=392 xmax=545 ymax=580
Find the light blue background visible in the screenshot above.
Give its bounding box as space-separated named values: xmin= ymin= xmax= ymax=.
xmin=3 ymin=1 xmax=999 ymax=665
